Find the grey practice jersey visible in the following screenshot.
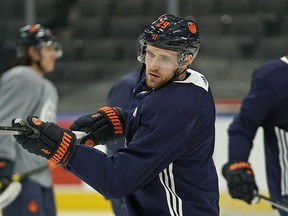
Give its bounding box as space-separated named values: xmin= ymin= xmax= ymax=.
xmin=0 ymin=66 xmax=58 ymax=188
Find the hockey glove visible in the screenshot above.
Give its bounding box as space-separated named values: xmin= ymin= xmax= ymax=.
xmin=12 ymin=117 xmax=76 ymax=166
xmin=222 ymin=161 xmax=258 ymax=204
xmin=0 ymin=159 xmax=14 ymax=193
xmin=70 ymin=106 xmax=125 ymax=147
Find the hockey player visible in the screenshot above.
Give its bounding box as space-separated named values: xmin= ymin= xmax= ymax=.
xmin=0 ymin=24 xmax=62 ymax=216
xmin=222 ymin=52 xmax=288 ymax=215
xmin=11 ymin=14 xmax=219 ymax=215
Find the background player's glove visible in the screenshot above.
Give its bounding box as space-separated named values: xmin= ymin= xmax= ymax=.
xmin=12 ymin=117 xmax=76 ymax=165
xmin=70 ymin=106 xmax=125 ymax=147
xmin=0 ymin=159 xmax=14 ymax=193
xmin=222 ymin=161 xmax=258 ymax=204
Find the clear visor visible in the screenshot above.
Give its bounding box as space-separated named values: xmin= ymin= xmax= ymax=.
xmin=138 ymin=39 xmax=182 ymax=70
xmin=39 ymin=41 xmax=63 ymax=58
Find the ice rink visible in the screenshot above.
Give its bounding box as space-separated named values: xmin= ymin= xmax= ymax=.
xmin=58 ymin=209 xmax=279 ymax=216
xmin=56 ymin=192 xmax=283 ymax=216
xmin=0 ymin=209 xmax=280 ymax=216
xmin=59 ymin=212 xmax=278 ymax=216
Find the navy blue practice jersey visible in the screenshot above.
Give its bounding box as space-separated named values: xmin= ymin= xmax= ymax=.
xmin=228 ymin=56 xmax=288 ymax=201
xmin=67 ymin=68 xmax=219 ymax=216
xmin=107 ymin=70 xmax=138 ymax=111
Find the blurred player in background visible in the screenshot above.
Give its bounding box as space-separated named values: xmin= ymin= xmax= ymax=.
xmin=222 ymin=48 xmax=288 ymax=214
xmin=0 ymin=24 xmax=62 ymax=216
xmin=106 ymin=67 xmax=138 ymax=216
xmin=105 ymin=34 xmax=142 ymax=215
xmin=11 ymin=14 xmax=219 ymax=215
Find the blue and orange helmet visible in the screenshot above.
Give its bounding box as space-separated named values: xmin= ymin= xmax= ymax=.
xmin=138 ymin=14 xmax=200 ymax=64
xmin=15 ymin=24 xmax=62 ymax=58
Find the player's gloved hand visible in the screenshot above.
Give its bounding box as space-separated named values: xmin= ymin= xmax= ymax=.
xmin=0 ymin=159 xmax=14 ymax=193
xmin=222 ymin=161 xmax=258 ymax=204
xmin=12 ymin=117 xmax=76 ymax=165
xmin=70 ymin=106 xmax=125 ymax=147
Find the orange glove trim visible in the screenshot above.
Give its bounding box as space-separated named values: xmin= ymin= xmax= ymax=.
xmin=229 ymin=162 xmax=252 ymax=172
xmin=49 ymin=132 xmax=73 ymax=164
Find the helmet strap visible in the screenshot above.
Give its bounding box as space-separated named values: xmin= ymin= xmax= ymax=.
xmin=171 ymin=65 xmax=189 ymax=82
xmin=163 ymin=61 xmax=189 ymax=88
xmin=171 ymin=52 xmax=191 ymax=81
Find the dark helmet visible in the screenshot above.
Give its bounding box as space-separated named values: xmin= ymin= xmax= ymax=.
xmin=138 ymin=14 xmax=200 ymax=64
xmin=15 ymin=24 xmax=62 ymax=58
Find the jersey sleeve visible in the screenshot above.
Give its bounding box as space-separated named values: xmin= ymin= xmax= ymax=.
xmin=67 ymin=108 xmax=193 ymax=198
xmin=107 ymin=78 xmax=135 ymax=111
xmin=228 ymin=68 xmax=279 ymax=161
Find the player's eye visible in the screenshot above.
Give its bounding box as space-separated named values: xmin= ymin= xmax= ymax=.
xmin=146 ymin=50 xmax=154 ymax=58
xmin=160 ymin=56 xmax=170 ymax=62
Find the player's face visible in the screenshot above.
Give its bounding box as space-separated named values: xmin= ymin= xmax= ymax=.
xmin=145 ymin=45 xmax=179 ymax=89
xmin=39 ymin=45 xmax=58 ymax=73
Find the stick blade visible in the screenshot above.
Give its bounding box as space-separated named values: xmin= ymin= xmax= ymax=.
xmin=0 ymin=182 xmax=22 ymax=209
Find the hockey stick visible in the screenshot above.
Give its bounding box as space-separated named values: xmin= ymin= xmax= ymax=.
xmin=0 ymin=164 xmax=48 ymax=209
xmin=0 ymin=125 xmax=87 ymax=140
xmin=0 ymin=126 xmax=87 ymax=209
xmin=255 ymin=193 xmax=288 ymax=213
xmin=0 ymin=182 xmax=21 ymax=209
xmin=0 ymin=126 xmax=33 ymax=135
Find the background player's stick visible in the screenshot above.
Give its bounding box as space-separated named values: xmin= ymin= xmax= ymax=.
xmin=0 ymin=164 xmax=49 ymax=209
xmin=0 ymin=125 xmax=87 ymax=140
xmin=0 ymin=182 xmax=21 ymax=209
xmin=256 ymin=193 xmax=288 ymax=213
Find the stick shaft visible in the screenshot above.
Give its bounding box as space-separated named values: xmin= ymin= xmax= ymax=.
xmin=257 ymin=194 xmax=288 ymax=212
xmin=11 ymin=164 xmax=49 ymax=182
xmin=0 ymin=126 xmax=87 ymax=140
xmin=0 ymin=126 xmax=32 ymax=134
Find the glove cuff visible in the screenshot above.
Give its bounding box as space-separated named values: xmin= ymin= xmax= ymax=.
xmin=98 ymin=106 xmax=126 ymax=137
xmin=47 ymin=129 xmax=77 ymax=166
xmin=222 ymin=161 xmax=252 ymax=178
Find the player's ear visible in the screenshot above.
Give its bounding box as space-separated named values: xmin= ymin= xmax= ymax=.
xmin=187 ymin=53 xmax=193 ymax=64
xmin=181 ymin=54 xmax=193 ymax=68
xmin=27 ymin=46 xmax=40 ymax=61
